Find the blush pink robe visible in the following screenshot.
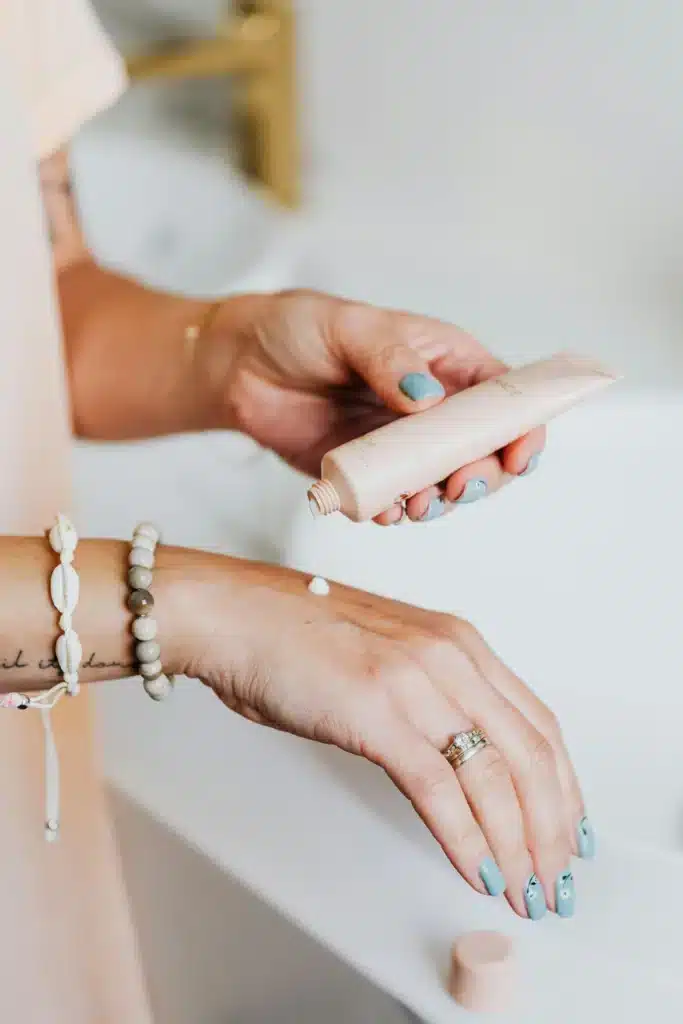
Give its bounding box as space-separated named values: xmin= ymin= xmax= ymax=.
xmin=0 ymin=2 xmax=152 ymax=1020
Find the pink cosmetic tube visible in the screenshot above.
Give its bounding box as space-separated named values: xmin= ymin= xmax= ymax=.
xmin=308 ymin=353 xmax=618 ymax=522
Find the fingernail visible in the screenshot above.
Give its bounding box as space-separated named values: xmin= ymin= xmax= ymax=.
xmin=419 ymin=497 xmax=446 ymax=522
xmin=454 ymin=478 xmax=488 ymax=505
xmin=524 ymin=874 xmax=547 ymax=921
xmin=577 ymin=816 xmax=596 ymax=859
xmin=398 ymin=372 xmax=445 ymax=402
xmin=479 ymin=857 xmax=506 ymax=897
xmin=555 ymin=869 xmax=575 ymax=918
xmin=518 ymin=452 xmax=541 ymax=477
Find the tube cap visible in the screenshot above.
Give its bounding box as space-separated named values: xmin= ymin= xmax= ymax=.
xmin=448 ymin=931 xmax=515 ymax=1013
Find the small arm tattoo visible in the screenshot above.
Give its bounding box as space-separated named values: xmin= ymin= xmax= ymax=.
xmin=39 ymin=148 xmax=88 ymax=271
xmin=0 ymin=650 xmax=134 ymax=673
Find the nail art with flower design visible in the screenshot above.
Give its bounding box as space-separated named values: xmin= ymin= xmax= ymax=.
xmin=524 ymin=873 xmax=547 ymax=920
xmin=555 ymin=869 xmax=575 ymax=918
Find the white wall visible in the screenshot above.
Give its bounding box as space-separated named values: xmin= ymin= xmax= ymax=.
xmin=96 ymin=0 xmax=683 ymax=383
xmin=296 ymin=1 xmax=683 ymax=385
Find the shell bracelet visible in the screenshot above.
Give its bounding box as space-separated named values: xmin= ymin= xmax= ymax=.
xmin=0 ymin=515 xmax=82 ymax=841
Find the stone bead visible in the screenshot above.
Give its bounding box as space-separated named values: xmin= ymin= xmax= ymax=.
xmin=135 ymin=522 xmax=160 ymax=544
xmin=129 ymin=546 xmax=155 ymax=570
xmin=140 ymin=658 xmax=163 ymax=679
xmin=132 ymin=533 xmax=156 ymax=553
xmin=128 ymin=566 xmax=153 ymax=591
xmin=132 ymin=616 xmax=157 ymax=641
xmin=144 ymin=674 xmax=173 ymax=701
xmin=136 ymin=640 xmax=161 ymax=664
xmin=127 ymin=589 xmax=154 ymax=616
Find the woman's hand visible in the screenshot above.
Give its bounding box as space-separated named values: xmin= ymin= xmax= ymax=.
xmin=172 ymin=554 xmax=587 ymax=920
xmin=203 ymin=290 xmax=545 ymax=524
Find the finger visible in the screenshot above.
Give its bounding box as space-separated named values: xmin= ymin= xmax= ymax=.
xmin=373 ymin=503 xmax=405 ymax=527
xmin=459 ymin=674 xmax=572 ymax=913
xmin=332 ymin=306 xmax=512 ymax=415
xmin=455 ymin=742 xmax=547 ymax=920
xmin=499 ymin=426 xmax=546 ymax=476
xmin=336 ymin=312 xmax=447 ymax=415
xmin=365 ymin=716 xmax=502 ymax=899
xmin=442 ymin=456 xmax=505 ymax=505
xmin=406 ymin=485 xmax=444 ymax=522
xmin=405 ymin=451 xmax=504 ymax=521
xmin=418 ymin=631 xmax=573 ymax=916
xmin=334 ymin=304 xmax=549 ymax=473
xmin=455 ymin=628 xmax=588 ymax=858
xmin=396 ymin=650 xmax=547 ymax=919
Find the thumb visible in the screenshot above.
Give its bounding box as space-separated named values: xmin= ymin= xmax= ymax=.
xmin=339 ymin=331 xmax=446 ymax=415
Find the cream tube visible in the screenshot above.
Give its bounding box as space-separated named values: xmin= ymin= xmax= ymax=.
xmin=308 ymin=352 xmax=618 ymax=522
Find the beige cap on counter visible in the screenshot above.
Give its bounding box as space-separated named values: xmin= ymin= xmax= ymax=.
xmin=448 ymin=931 xmax=515 ymax=1014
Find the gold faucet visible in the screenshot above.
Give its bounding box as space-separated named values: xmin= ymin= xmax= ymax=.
xmin=125 ymin=1 xmax=299 ymax=208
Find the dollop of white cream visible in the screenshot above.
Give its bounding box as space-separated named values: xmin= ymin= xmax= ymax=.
xmin=308 ymin=575 xmax=330 ymax=596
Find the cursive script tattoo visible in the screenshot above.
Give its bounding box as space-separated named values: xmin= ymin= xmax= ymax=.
xmin=0 ymin=650 xmax=29 ymax=670
xmin=1 ymin=650 xmax=134 ymax=672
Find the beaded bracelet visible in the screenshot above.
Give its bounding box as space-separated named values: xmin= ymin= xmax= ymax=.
xmin=127 ymin=522 xmax=174 ymax=701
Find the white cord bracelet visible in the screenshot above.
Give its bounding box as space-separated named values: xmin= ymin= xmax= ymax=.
xmin=0 ymin=515 xmax=82 ymax=841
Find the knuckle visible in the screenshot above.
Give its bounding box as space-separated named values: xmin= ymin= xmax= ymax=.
xmin=536 ymin=706 xmax=563 ymax=745
xmin=371 ymin=341 xmax=409 ymax=374
xmin=528 ymin=732 xmax=556 ymax=774
xmin=414 ymin=633 xmax=453 ymax=667
xmin=451 ymin=616 xmax=481 ymax=647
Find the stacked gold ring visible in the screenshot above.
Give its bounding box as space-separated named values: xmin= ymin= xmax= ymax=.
xmin=443 ymin=728 xmax=489 ymax=770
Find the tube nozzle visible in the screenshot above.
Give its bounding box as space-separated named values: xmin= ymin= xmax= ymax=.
xmin=307 ymin=479 xmax=341 ymax=517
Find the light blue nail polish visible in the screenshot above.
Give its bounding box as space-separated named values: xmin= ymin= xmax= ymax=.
xmin=420 ymin=497 xmax=446 ymax=522
xmin=524 ymin=874 xmax=547 ymax=921
xmin=577 ymin=816 xmax=596 ymax=859
xmin=479 ymin=857 xmax=506 ymax=897
xmin=398 ymin=372 xmax=445 ymax=402
xmin=519 ymin=452 xmax=541 ymax=477
xmin=555 ymin=869 xmax=575 ymax=918
xmin=454 ymin=478 xmax=488 ymax=504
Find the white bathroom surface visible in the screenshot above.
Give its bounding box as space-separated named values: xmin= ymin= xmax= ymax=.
xmin=81 ymin=384 xmax=683 ymax=1023
xmin=96 ymin=682 xmax=683 ymax=1024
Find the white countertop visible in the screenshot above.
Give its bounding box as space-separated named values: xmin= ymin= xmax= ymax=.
xmin=80 ymin=390 xmax=683 ymax=1023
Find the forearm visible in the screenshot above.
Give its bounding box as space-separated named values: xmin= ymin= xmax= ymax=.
xmin=43 ymin=145 xmax=263 ymax=440
xmin=0 ymin=536 xmax=218 ymax=693
xmin=59 ymin=260 xmax=230 ymax=439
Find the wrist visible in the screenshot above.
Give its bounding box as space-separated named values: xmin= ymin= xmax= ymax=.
xmin=153 ymin=546 xmax=303 ymax=696
xmin=154 ymin=545 xmax=259 ymax=684
xmin=196 ymin=292 xmax=277 ymax=431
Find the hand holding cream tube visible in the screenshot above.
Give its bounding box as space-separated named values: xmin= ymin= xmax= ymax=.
xmin=308 ymin=353 xmax=618 ymax=523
